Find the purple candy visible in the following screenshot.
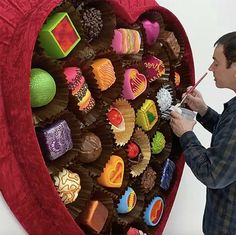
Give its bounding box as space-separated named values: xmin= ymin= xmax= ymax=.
xmin=160 ymin=158 xmax=175 ymax=191
xmin=38 ymin=120 xmax=73 ymax=160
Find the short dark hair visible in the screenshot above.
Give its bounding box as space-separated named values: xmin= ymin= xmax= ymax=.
xmin=214 ymin=32 xmax=236 ymax=68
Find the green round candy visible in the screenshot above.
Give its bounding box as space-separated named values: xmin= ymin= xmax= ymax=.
xmin=151 ymin=131 xmax=166 ymax=154
xmin=30 ymin=68 xmax=56 ymax=108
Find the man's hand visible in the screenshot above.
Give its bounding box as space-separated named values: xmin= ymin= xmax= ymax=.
xmin=170 ymin=111 xmax=196 ymax=137
xmin=183 ymin=87 xmax=208 ymax=117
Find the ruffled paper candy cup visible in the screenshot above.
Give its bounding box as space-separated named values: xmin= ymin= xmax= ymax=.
xmin=65 ymin=165 xmax=93 ymax=218
xmin=76 ymin=0 xmax=116 ymax=53
xmin=128 ymin=128 xmax=151 ymax=178
xmin=114 ymin=185 xmax=145 ymax=227
xmin=76 ymin=119 xmax=114 ymax=177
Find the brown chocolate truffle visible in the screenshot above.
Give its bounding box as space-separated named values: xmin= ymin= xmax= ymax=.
xmin=141 ymin=166 xmax=157 ymax=193
xmin=81 ymin=8 xmax=103 ymax=42
xmin=78 ymin=132 xmax=102 ymax=163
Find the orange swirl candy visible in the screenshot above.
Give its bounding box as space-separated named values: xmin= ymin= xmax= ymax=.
xmin=91 ymin=58 xmax=116 ymax=91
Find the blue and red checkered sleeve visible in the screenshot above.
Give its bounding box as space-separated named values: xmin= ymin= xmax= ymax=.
xmin=196 ymin=106 xmax=220 ymax=133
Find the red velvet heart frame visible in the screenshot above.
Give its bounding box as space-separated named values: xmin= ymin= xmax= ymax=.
xmin=0 ymin=0 xmax=194 ymax=234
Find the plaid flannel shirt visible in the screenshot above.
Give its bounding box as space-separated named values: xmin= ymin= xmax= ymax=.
xmin=180 ymin=96 xmax=236 ymax=235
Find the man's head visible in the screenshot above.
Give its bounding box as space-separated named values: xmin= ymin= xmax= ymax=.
xmin=209 ymin=32 xmax=236 ymax=91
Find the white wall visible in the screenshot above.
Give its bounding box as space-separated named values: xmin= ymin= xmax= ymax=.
xmin=159 ymin=0 xmax=236 ymax=235
xmin=0 ymin=1 xmax=235 ymax=234
xmin=0 ymin=193 xmax=27 ymax=235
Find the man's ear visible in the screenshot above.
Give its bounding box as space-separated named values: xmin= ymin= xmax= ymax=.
xmin=231 ymin=62 xmax=236 ymax=77
xmin=231 ymin=62 xmax=236 ymax=70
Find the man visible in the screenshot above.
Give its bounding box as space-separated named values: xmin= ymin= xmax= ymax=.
xmin=170 ymin=32 xmax=236 ymax=235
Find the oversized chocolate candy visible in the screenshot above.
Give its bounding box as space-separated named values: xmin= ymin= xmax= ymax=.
xmin=37 ymin=120 xmax=73 ymax=160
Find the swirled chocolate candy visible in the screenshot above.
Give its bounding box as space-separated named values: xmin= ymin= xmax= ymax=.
xmin=37 ymin=120 xmax=73 ymax=160
xmin=54 ymin=168 xmax=81 ymax=204
xmin=78 ymin=132 xmax=102 ymax=163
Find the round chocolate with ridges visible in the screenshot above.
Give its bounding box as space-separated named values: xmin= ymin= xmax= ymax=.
xmin=78 ymin=132 xmax=102 ymax=163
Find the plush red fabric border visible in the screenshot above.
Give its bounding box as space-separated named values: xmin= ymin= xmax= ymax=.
xmin=0 ymin=0 xmax=194 ymax=234
xmin=0 ymin=1 xmax=84 ymax=234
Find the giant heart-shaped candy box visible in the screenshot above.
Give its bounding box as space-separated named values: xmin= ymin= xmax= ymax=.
xmin=0 ymin=0 xmax=194 ymax=234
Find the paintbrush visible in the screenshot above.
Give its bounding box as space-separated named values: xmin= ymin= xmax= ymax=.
xmin=175 ymin=72 xmax=208 ymax=107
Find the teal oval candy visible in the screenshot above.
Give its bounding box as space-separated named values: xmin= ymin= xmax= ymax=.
xmin=30 ymin=68 xmax=56 ymax=108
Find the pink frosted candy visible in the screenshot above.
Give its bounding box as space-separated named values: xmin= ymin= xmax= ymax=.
xmin=64 ymin=67 xmax=86 ymax=96
xmin=112 ymin=28 xmax=141 ymax=54
xmin=112 ymin=29 xmax=123 ymax=54
xmin=63 ymin=67 xmax=85 ymax=89
xmin=142 ymin=19 xmax=160 ymax=46
xmin=122 ymin=68 xmax=147 ymax=100
xmin=127 ymin=227 xmax=147 ymax=235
